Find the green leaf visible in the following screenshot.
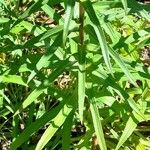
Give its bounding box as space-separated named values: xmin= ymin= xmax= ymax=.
xmin=62 ymin=109 xmax=74 ymax=150
xmin=24 ymin=25 xmax=63 ymax=48
xmin=78 ymin=44 xmax=86 ymax=122
xmin=14 ymin=86 xmax=46 ymax=116
xmin=27 ymin=33 xmax=64 ymax=82
xmin=108 ymin=47 xmax=137 ymax=87
xmin=115 ymin=116 xmax=138 ymax=150
xmin=21 ymin=20 xmax=44 ymax=35
xmin=90 ymin=97 xmax=107 ymax=150
xmin=42 ymin=4 xmax=63 ymax=24
xmin=106 ymin=77 xmax=146 ymax=120
xmin=78 ymin=63 xmax=86 ymax=122
xmin=0 ymin=75 xmax=28 ymax=87
xmin=35 ymin=103 xmax=73 ymax=150
xmin=11 ymin=103 xmax=64 ymax=149
xmin=82 ymin=0 xmax=113 ymax=75
xmin=0 ymin=90 xmax=4 ymax=108
xmin=121 ymin=0 xmax=127 ymax=14
xmin=0 ymin=18 xmax=10 ymax=24
xmin=19 ymin=0 xmax=49 ymax=19
xmin=15 ymin=59 xmax=73 ymax=115
xmin=127 ymin=98 xmax=146 ymax=120
xmin=63 ymin=0 xmax=75 ymax=46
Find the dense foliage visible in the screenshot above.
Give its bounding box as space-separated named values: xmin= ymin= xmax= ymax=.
xmin=0 ymin=0 xmax=150 ymax=150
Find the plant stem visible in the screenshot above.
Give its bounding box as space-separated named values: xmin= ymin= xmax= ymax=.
xmin=79 ymin=4 xmax=85 ymax=46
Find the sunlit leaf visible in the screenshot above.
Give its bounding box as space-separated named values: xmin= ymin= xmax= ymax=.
xmin=63 ymin=0 xmax=75 ymax=46
xmin=35 ymin=104 xmax=73 ymax=150
xmin=82 ymin=0 xmax=113 ymax=75
xmin=115 ymin=116 xmax=138 ymax=150
xmin=90 ymin=97 xmax=107 ymax=150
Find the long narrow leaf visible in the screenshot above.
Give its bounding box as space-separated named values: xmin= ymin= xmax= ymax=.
xmin=121 ymin=0 xmax=127 ymax=14
xmin=78 ymin=63 xmax=86 ymax=122
xmin=19 ymin=0 xmax=49 ymax=19
xmin=115 ymin=116 xmax=138 ymax=150
xmin=127 ymin=98 xmax=146 ymax=120
xmin=0 ymin=75 xmax=28 ymax=87
xmin=62 ymin=109 xmax=74 ymax=150
xmin=78 ymin=4 xmax=86 ymax=122
xmin=11 ymin=103 xmax=64 ymax=149
xmin=15 ymin=59 xmax=73 ymax=115
xmin=108 ymin=46 xmax=137 ymax=87
xmin=24 ymin=26 xmax=63 ymax=48
xmin=35 ymin=104 xmax=73 ymax=150
xmin=63 ymin=0 xmax=75 ymax=46
xmin=90 ymin=97 xmax=107 ymax=150
xmin=14 ymin=86 xmax=45 ymax=116
xmin=82 ymin=0 xmax=112 ymax=75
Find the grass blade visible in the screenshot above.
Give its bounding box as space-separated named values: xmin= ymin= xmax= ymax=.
xmin=127 ymin=98 xmax=146 ymax=120
xmin=78 ymin=4 xmax=86 ymax=122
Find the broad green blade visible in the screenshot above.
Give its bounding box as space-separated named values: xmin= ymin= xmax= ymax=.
xmin=35 ymin=104 xmax=73 ymax=150
xmin=90 ymin=98 xmax=107 ymax=150
xmin=63 ymin=0 xmax=75 ymax=46
xmin=115 ymin=117 xmax=138 ymax=150
xmin=20 ymin=20 xmax=44 ymax=35
xmin=69 ymin=38 xmax=78 ymax=54
xmin=102 ymin=22 xmax=120 ymax=45
xmin=82 ymin=0 xmax=112 ymax=75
